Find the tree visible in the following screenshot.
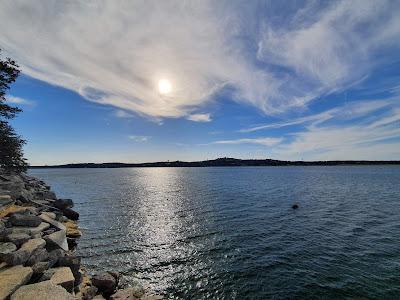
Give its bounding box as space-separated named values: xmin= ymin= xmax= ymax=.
xmin=0 ymin=49 xmax=28 ymax=173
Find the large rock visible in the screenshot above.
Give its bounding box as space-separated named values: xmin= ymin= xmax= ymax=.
xmin=6 ymin=233 xmax=30 ymax=247
xmin=10 ymin=280 xmax=74 ymax=300
xmin=0 ymin=205 xmax=36 ymax=218
xmin=41 ymin=212 xmax=56 ymax=220
xmin=67 ymin=238 xmax=78 ymax=250
xmin=62 ymin=208 xmax=79 ymax=221
xmin=32 ymin=199 xmax=52 ymax=205
xmin=4 ymin=238 xmax=46 ymax=265
xmin=17 ymin=189 xmax=33 ymax=203
xmin=110 ymin=288 xmax=136 ymax=300
xmin=21 ymin=238 xmax=46 ymax=254
xmin=130 ymin=282 xmax=145 ymax=298
xmin=0 ymin=242 xmax=17 ymax=257
xmin=1 ymin=182 xmax=25 ymax=200
xmin=0 ymin=194 xmax=13 ymax=206
xmin=10 ymin=213 xmax=42 ymax=227
xmin=40 ymin=213 xmax=66 ymax=231
xmin=50 ymin=267 xmax=75 ymax=292
xmin=12 ymin=222 xmax=50 ymax=235
xmin=0 ymin=205 xmax=25 ymax=218
xmin=32 ymin=261 xmax=51 ymax=275
xmin=92 ymin=272 xmax=117 ymax=294
xmin=39 ymin=268 xmax=57 ymax=282
xmin=0 ymin=265 xmax=33 ymax=299
xmin=58 ymin=256 xmax=81 ymax=284
xmin=44 ymin=230 xmax=69 ymax=251
xmin=26 ymin=248 xmax=49 ymax=266
xmin=48 ymin=249 xmax=65 ymax=266
xmin=77 ymin=285 xmax=98 ymax=300
xmin=35 ymin=190 xmax=57 ymax=200
xmin=63 ymin=220 xmax=82 ymax=238
xmin=53 ymin=199 xmax=74 ymax=210
xmin=2 ymin=250 xmax=30 ymax=266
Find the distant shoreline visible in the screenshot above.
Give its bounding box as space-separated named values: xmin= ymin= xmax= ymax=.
xmin=29 ymin=157 xmax=400 ymax=168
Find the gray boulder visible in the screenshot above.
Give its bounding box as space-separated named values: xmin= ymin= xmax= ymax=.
xmin=4 ymin=238 xmax=46 ymax=265
xmin=78 ymin=285 xmax=98 ymax=300
xmin=49 ymin=267 xmax=75 ymax=292
xmin=130 ymin=282 xmax=145 ymax=298
xmin=0 ymin=265 xmax=33 ymax=299
xmin=6 ymin=233 xmax=30 ymax=247
xmin=21 ymin=238 xmax=46 ymax=254
xmin=44 ymin=230 xmax=69 ymax=251
xmin=62 ymin=208 xmax=79 ymax=220
xmin=43 ymin=228 xmax=57 ymax=236
xmin=39 ymin=268 xmax=57 ymax=282
xmin=41 ymin=211 xmax=56 ymax=219
xmin=110 ymin=288 xmax=136 ymax=300
xmin=17 ymin=189 xmax=33 ymax=203
xmin=10 ymin=280 xmax=74 ymax=300
xmin=48 ymin=249 xmax=65 ymax=266
xmin=11 ymin=222 xmax=50 ymax=235
xmin=2 ymin=249 xmax=30 ymax=266
xmin=35 ymin=190 xmax=57 ymax=200
xmin=58 ymin=255 xmax=81 ymax=284
xmin=0 ymin=194 xmax=13 ymax=206
xmin=10 ymin=213 xmax=42 ymax=227
xmin=92 ymin=272 xmax=117 ymax=294
xmin=26 ymin=247 xmax=49 ymax=266
xmin=53 ymin=198 xmax=74 ymax=210
xmin=0 ymin=241 xmax=17 ymax=256
xmin=32 ymin=261 xmax=51 ymax=275
xmin=40 ymin=213 xmax=66 ymax=231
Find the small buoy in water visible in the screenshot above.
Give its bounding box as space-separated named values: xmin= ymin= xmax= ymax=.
xmin=292 ymin=204 xmax=299 ymax=209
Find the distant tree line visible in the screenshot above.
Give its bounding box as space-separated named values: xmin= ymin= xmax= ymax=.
xmin=0 ymin=49 xmax=27 ymax=173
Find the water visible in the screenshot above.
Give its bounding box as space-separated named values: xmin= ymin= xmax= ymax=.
xmin=29 ymin=166 xmax=400 ymax=299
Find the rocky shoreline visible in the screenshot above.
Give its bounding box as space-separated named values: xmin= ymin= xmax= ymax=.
xmin=0 ymin=172 xmax=162 ymax=300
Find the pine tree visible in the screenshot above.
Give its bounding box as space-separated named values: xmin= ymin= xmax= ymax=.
xmin=0 ymin=49 xmax=28 ymax=173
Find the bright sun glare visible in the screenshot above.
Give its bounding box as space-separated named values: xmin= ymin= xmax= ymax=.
xmin=158 ymin=79 xmax=172 ymax=94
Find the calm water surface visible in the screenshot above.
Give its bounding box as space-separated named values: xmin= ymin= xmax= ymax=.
xmin=30 ymin=166 xmax=400 ymax=299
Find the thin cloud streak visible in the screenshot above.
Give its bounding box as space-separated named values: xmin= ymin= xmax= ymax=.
xmin=268 ymin=99 xmax=400 ymax=160
xmin=114 ymin=110 xmax=134 ymax=119
xmin=128 ymin=135 xmax=150 ymax=143
xmin=6 ymin=95 xmax=35 ymax=106
xmin=240 ymin=99 xmax=394 ymax=133
xmin=209 ymin=137 xmax=283 ymax=147
xmin=186 ymin=113 xmax=212 ymax=122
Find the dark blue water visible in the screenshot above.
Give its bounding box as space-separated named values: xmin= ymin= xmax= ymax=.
xmin=30 ymin=166 xmax=400 ymax=299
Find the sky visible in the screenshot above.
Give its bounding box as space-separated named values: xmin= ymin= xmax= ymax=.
xmin=1 ymin=0 xmax=400 ymax=165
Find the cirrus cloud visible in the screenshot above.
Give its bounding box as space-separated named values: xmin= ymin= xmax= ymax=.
xmin=0 ymin=0 xmax=399 ymax=121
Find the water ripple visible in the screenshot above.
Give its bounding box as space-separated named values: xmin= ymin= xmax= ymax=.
xmin=30 ymin=166 xmax=400 ymax=299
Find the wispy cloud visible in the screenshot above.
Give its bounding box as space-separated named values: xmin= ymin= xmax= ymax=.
xmin=257 ymin=0 xmax=400 ymax=111
xmin=241 ymin=99 xmax=394 ymax=133
xmin=268 ymin=99 xmax=400 ymax=160
xmin=210 ymin=137 xmax=283 ymax=147
xmin=1 ymin=1 xmax=399 ymax=121
xmin=114 ymin=110 xmax=134 ymax=119
xmin=128 ymin=135 xmax=150 ymax=142
xmin=186 ymin=113 xmax=211 ymax=122
xmin=6 ymin=95 xmax=35 ymax=106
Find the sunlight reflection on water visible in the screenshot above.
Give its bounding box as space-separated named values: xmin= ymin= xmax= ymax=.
xmin=30 ymin=166 xmax=400 ymax=299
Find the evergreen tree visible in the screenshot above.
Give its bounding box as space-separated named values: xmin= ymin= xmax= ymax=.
xmin=0 ymin=49 xmax=28 ymax=173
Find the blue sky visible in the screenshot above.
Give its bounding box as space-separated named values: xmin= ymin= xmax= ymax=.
xmin=1 ymin=0 xmax=400 ymax=165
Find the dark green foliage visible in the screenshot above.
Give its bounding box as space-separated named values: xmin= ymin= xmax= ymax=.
xmin=0 ymin=49 xmax=28 ymax=173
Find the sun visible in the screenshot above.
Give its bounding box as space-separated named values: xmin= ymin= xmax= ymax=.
xmin=158 ymin=79 xmax=172 ymax=94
